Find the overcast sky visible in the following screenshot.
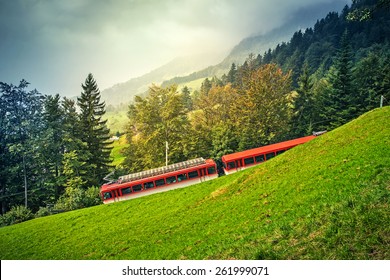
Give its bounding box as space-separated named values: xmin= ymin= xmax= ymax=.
xmin=0 ymin=0 xmax=349 ymax=97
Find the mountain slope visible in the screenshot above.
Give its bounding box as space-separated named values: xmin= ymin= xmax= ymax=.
xmin=162 ymin=0 xmax=350 ymax=88
xmin=100 ymin=54 xmax=223 ymax=106
xmin=0 ymin=107 xmax=389 ymax=260
xmin=101 ymin=1 xmax=349 ymax=105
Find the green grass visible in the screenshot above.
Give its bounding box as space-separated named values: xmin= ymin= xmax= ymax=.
xmin=110 ymin=135 xmax=128 ymax=167
xmin=1 ymin=107 xmax=389 ymax=260
xmin=177 ymin=77 xmax=207 ymax=92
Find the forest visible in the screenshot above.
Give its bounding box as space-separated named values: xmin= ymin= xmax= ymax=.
xmin=0 ymin=0 xmax=389 ymax=225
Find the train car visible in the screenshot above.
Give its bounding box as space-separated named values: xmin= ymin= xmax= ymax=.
xmin=100 ymin=158 xmax=218 ymax=204
xmin=221 ymin=135 xmax=316 ymax=175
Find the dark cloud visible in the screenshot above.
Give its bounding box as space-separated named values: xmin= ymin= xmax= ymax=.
xmin=0 ymin=0 xmax=350 ymax=96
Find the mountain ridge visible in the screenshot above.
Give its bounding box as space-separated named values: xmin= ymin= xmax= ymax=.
xmin=101 ymin=1 xmax=349 ymax=106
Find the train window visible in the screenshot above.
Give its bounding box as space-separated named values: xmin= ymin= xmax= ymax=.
xmin=144 ymin=181 xmax=154 ymax=189
xmin=121 ymin=187 xmax=132 ymax=195
xmin=188 ymin=170 xmax=199 ymax=179
xmin=103 ymin=192 xmax=112 ymax=200
xmin=177 ymin=173 xmax=188 ymax=182
xmin=255 ymin=155 xmax=265 ymax=163
xmin=244 ymin=157 xmax=255 ymax=166
xmin=132 ymin=184 xmax=142 ymax=192
xmin=227 ymin=162 xmax=236 ymax=169
xmin=207 ymin=167 xmax=216 ymax=174
xmin=155 ymin=179 xmax=165 ymax=187
xmin=166 ymin=176 xmax=177 ymax=184
xmin=266 ymin=152 xmax=275 ymax=160
xmin=276 ymin=150 xmax=285 ymax=155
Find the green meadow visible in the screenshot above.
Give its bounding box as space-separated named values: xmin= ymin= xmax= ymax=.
xmin=110 ymin=135 xmax=128 ymax=167
xmin=0 ymin=107 xmax=389 ymax=260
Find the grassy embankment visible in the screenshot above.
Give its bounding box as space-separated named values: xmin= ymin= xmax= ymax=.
xmin=104 ymin=110 xmax=128 ymax=166
xmin=110 ymin=135 xmax=128 ymax=167
xmin=0 ymin=107 xmax=389 ymax=259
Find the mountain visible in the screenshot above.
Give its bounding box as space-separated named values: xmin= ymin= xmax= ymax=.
xmin=100 ymin=53 xmax=223 ymax=106
xmin=101 ymin=1 xmax=349 ymax=106
xmin=1 ymin=107 xmax=388 ymax=259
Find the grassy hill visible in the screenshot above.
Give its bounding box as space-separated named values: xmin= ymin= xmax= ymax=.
xmin=0 ymin=107 xmax=389 ymax=260
xmin=110 ymin=135 xmax=128 ymax=167
xmin=105 ymin=110 xmax=128 ymax=135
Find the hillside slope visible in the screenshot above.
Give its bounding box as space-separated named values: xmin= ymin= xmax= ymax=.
xmin=0 ymin=107 xmax=389 ymax=260
xmin=101 ymin=2 xmax=347 ymax=106
xmin=100 ymin=54 xmax=223 ymax=106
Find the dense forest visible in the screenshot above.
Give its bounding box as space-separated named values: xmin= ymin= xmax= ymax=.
xmin=0 ymin=74 xmax=112 ymax=224
xmin=1 ymin=0 xmax=389 ymax=225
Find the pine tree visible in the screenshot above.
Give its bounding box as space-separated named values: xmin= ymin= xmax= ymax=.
xmin=41 ymin=94 xmax=65 ymax=200
xmin=77 ymin=74 xmax=112 ymax=187
xmin=291 ymin=63 xmax=316 ymax=137
xmin=227 ymin=63 xmax=237 ymax=84
xmin=181 ymin=86 xmax=193 ymax=111
xmin=322 ymin=30 xmax=356 ymax=129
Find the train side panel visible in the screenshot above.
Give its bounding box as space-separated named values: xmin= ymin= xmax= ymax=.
xmin=100 ymin=159 xmax=218 ymax=204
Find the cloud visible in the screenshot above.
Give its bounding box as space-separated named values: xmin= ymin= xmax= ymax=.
xmin=0 ymin=0 xmax=350 ymax=96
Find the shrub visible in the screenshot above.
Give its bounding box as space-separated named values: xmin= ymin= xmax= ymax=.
xmin=83 ymin=186 xmax=102 ymax=207
xmin=54 ymin=186 xmax=101 ymax=211
xmin=35 ymin=206 xmax=52 ymax=218
xmin=54 ymin=186 xmax=84 ymax=211
xmin=0 ymin=205 xmax=34 ymax=227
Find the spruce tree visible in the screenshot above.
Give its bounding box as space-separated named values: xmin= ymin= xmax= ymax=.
xmin=41 ymin=94 xmax=66 ymax=200
xmin=292 ymin=63 xmax=315 ymax=137
xmin=323 ymin=30 xmax=356 ymax=129
xmin=77 ymin=74 xmax=112 ymax=187
xmin=227 ymin=63 xmax=237 ymax=84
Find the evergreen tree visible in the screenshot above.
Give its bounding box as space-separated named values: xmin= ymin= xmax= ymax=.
xmin=181 ymin=86 xmax=193 ymax=111
xmin=322 ymin=30 xmax=356 ymax=129
xmin=77 ymin=74 xmax=112 ymax=187
xmin=354 ymin=47 xmax=390 ymax=112
xmin=41 ymin=94 xmax=66 ymax=200
xmin=62 ymin=97 xmax=82 ymax=151
xmin=200 ymin=78 xmax=212 ymax=96
xmin=227 ymin=63 xmax=237 ymax=84
xmin=291 ymin=63 xmax=316 ymax=137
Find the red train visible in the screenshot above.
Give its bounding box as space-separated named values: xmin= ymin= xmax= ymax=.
xmin=100 ymin=158 xmax=218 ymax=204
xmin=221 ymin=135 xmax=316 ymax=175
xmin=100 ymin=134 xmax=323 ymax=204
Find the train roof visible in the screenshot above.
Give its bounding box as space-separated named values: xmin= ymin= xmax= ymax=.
xmin=116 ymin=158 xmax=214 ymax=184
xmin=221 ymin=135 xmax=316 ymax=162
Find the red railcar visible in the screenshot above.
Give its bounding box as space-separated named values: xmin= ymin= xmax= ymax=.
xmin=221 ymin=135 xmax=316 ymax=175
xmin=100 ymin=158 xmax=217 ymax=204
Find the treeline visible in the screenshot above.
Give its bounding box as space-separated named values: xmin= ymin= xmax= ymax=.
xmin=0 ymin=74 xmax=112 ymax=223
xmin=120 ymin=0 xmax=390 ymax=174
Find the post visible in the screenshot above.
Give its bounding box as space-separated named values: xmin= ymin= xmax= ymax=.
xmin=380 ymin=95 xmax=384 ymax=108
xmin=165 ymin=141 xmax=169 ymax=166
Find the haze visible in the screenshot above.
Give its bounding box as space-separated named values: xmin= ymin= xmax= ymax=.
xmin=0 ymin=0 xmax=349 ymax=97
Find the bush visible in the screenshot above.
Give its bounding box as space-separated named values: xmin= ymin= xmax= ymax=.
xmin=0 ymin=205 xmax=34 ymax=227
xmin=35 ymin=206 xmax=52 ymax=218
xmin=83 ymin=186 xmax=102 ymax=207
xmin=54 ymin=186 xmax=102 ymax=211
xmin=54 ymin=186 xmax=84 ymax=211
